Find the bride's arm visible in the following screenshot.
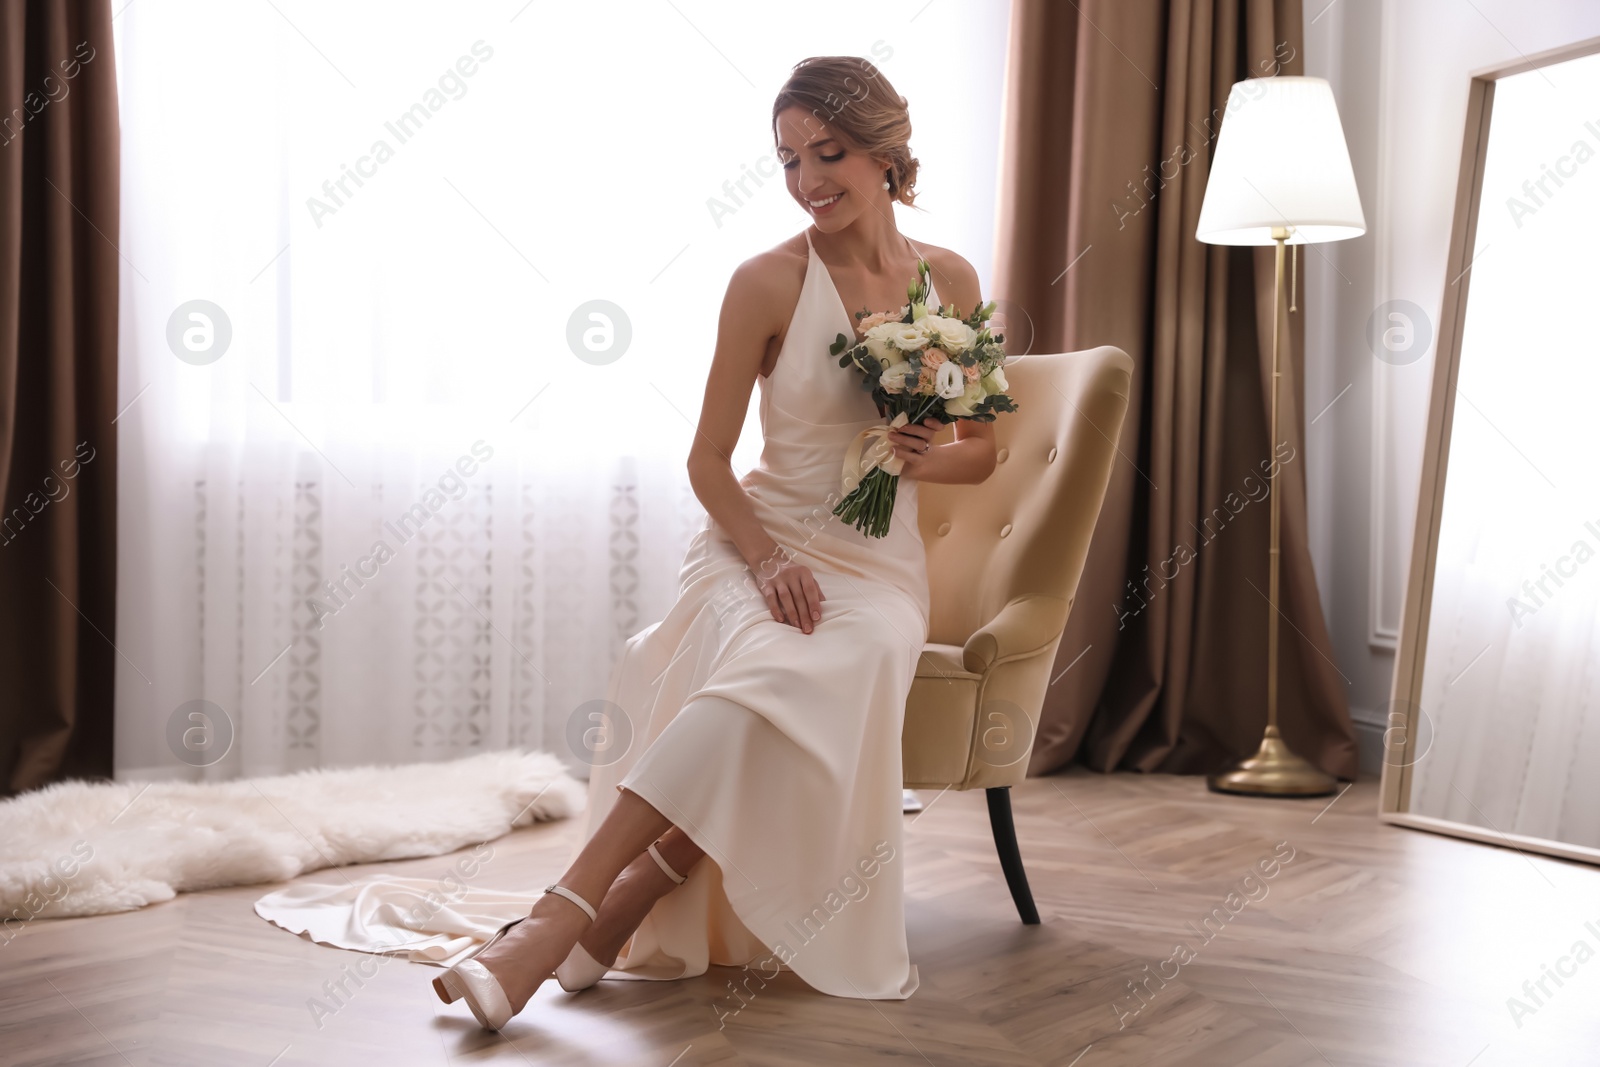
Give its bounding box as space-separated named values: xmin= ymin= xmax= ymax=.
xmin=895 ymin=418 xmax=997 ymax=485
xmin=689 ymin=255 xmax=825 ymax=632
xmin=688 ymin=258 xmax=785 ymax=572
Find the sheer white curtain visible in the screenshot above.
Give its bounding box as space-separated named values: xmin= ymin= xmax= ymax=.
xmin=1407 ymin=54 xmax=1600 ymax=849
xmin=112 ymin=0 xmax=1010 ymax=779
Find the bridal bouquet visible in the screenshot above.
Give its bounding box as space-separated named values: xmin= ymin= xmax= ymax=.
xmin=828 ymin=257 xmax=1018 ymax=538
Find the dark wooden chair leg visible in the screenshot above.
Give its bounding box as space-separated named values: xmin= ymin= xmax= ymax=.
xmin=985 ymin=786 xmax=1040 ymax=925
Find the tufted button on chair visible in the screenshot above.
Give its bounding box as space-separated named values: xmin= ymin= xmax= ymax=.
xmin=903 ymin=346 xmax=1134 ymax=924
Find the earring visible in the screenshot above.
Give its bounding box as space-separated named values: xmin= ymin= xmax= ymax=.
xmin=882 ymin=176 xmax=891 ymax=190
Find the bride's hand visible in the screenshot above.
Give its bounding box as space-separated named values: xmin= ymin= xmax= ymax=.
xmin=752 ymin=551 xmax=825 ymax=634
xmin=888 ymin=417 xmax=941 ymax=476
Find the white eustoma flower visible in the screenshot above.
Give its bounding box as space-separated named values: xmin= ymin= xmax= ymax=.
xmin=944 ymin=380 xmax=988 ymax=417
xmin=935 ymin=360 xmax=967 ymax=399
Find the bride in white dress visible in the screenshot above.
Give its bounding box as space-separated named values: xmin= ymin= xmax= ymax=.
xmin=433 ymin=55 xmax=997 ymax=1031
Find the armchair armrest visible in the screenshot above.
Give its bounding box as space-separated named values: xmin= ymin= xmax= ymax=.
xmin=962 ymin=594 xmax=1071 ymax=674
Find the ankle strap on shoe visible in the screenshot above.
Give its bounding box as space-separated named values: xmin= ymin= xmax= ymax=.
xmin=647 ymin=843 xmax=687 ymax=885
xmin=543 ymin=883 xmax=598 ymax=921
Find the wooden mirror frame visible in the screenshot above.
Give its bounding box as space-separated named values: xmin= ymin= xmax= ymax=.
xmin=1377 ymin=32 xmax=1600 ymax=867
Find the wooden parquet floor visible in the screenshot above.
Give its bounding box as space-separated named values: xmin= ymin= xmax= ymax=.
xmin=5 ymin=770 xmax=1599 ymax=1066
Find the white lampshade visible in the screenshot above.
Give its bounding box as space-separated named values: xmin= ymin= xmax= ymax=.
xmin=1195 ymin=76 xmax=1365 ymax=246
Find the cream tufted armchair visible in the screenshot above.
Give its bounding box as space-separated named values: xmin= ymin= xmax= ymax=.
xmin=903 ymin=345 xmax=1135 ymax=924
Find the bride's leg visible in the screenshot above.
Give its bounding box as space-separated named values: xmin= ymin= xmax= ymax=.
xmin=471 ymin=786 xmax=675 ymax=1011
xmin=652 ymin=825 xmax=708 ymax=881
xmin=576 ymin=825 xmax=707 ymax=967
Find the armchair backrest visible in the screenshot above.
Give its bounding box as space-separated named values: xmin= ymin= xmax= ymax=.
xmin=917 ymin=346 xmax=1135 ymax=648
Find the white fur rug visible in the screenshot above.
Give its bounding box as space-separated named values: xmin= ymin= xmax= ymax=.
xmin=0 ymin=749 xmax=586 ymax=920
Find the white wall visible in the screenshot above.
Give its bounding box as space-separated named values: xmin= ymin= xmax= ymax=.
xmin=1303 ymin=0 xmax=1600 ymax=772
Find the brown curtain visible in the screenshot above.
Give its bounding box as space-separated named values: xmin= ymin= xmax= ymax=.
xmin=995 ymin=0 xmax=1359 ymax=779
xmin=0 ymin=0 xmax=120 ymax=794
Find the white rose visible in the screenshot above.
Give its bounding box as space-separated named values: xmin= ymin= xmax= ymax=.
xmin=887 ymin=324 xmax=929 ymax=352
xmin=980 ymin=364 xmax=1008 ymax=394
xmin=863 ymin=323 xmax=902 ymax=365
xmin=943 ymin=379 xmax=988 ymax=417
xmin=880 ymin=361 xmax=916 ymax=394
xmin=935 ymin=360 xmax=967 ymax=399
xmin=918 ymin=315 xmax=975 ymax=353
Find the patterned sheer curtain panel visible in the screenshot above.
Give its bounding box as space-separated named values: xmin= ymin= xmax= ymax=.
xmin=110 ymin=1 xmax=1006 ymax=780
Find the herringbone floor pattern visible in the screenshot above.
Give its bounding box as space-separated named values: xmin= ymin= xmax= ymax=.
xmin=5 ymin=771 xmax=1598 ymax=1066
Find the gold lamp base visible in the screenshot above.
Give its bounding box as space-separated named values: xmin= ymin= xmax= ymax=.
xmin=1206 ymin=725 xmax=1338 ymax=797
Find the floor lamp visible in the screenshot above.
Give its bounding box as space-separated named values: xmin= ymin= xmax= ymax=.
xmin=1195 ymin=76 xmax=1366 ymax=797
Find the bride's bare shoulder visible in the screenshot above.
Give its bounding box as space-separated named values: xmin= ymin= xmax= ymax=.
xmin=906 ymin=238 xmax=979 ymax=288
xmin=725 ymin=233 xmax=809 ymax=305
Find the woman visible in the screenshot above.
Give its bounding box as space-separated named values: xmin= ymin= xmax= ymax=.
xmin=434 ymin=55 xmax=997 ymax=1031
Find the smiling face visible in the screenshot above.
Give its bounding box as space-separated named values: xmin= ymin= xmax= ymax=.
xmin=774 ymin=105 xmax=890 ymax=232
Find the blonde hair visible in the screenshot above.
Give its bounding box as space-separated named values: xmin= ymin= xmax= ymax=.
xmin=772 ymin=56 xmax=920 ymax=208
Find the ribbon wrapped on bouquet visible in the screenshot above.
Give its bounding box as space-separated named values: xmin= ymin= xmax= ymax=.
xmin=841 ymin=411 xmax=911 ymax=490
xmin=834 ymin=411 xmax=912 ymax=540
xmin=827 ymin=255 xmax=1019 ymax=539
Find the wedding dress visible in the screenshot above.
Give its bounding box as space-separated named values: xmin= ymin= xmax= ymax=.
xmin=578 ymin=229 xmax=937 ymax=1001
xmin=252 ymin=230 xmax=934 ymax=1003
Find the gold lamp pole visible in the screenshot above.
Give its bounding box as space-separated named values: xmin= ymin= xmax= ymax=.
xmin=1207 ymin=226 xmax=1335 ymax=796
xmin=1194 ymin=76 xmax=1366 ymax=798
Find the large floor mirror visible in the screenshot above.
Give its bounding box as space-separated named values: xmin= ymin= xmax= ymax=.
xmin=1380 ymin=35 xmax=1600 ymax=865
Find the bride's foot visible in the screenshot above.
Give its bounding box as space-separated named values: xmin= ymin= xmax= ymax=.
xmin=454 ymin=884 xmax=596 ymax=1026
xmin=560 ymin=844 xmax=688 ymax=988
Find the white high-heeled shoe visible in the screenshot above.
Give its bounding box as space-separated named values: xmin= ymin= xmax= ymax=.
xmin=553 ymin=843 xmax=688 ymax=993
xmin=432 ymin=882 xmax=599 ymax=1031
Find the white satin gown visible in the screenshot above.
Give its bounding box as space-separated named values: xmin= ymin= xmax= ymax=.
xmin=579 ymin=229 xmax=938 ymax=1000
